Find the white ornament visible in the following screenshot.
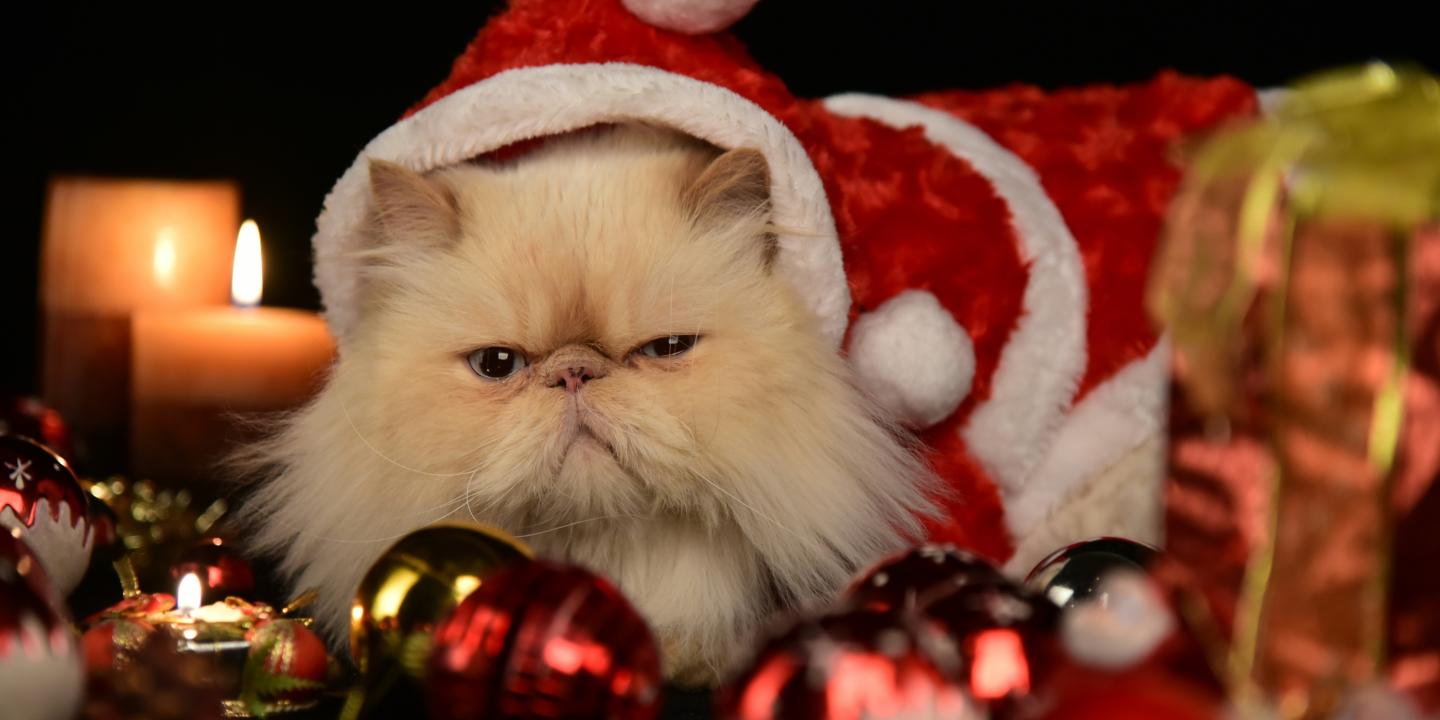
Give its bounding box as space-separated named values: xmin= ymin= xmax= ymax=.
xmin=0 ymin=438 xmax=95 ymax=597
xmin=0 ymin=615 xmax=84 ymax=720
xmin=0 ymin=501 xmax=93 ymax=597
xmin=1 ymin=536 xmax=85 ymax=720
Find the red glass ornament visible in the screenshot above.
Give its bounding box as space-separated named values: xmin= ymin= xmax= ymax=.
xmin=716 ymin=608 xmax=977 ymax=720
xmin=846 ymin=544 xmax=1005 ymax=614
xmin=170 ymin=537 xmax=256 ymax=604
xmin=245 ymin=619 xmax=328 ymax=704
xmin=84 ymin=592 xmax=176 ymax=625
xmin=923 ymin=581 xmax=1059 ymax=712
xmin=80 ymin=617 xmax=157 ymax=673
xmin=1028 ymin=662 xmax=1223 ymax=720
xmin=0 ymin=434 xmax=93 ymax=596
xmin=0 ymin=530 xmax=83 ymax=720
xmin=426 ymin=560 xmax=662 ymax=720
xmin=0 ymin=396 xmax=73 ymax=462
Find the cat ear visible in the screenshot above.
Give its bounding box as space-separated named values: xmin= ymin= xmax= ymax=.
xmin=683 ymin=147 xmax=776 ymax=265
xmin=366 ymin=159 xmax=461 ymax=248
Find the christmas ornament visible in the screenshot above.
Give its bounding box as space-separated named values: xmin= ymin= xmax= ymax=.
xmin=82 ymin=629 xmax=228 ymax=720
xmin=82 ymin=582 xmax=325 ymax=717
xmin=303 ymin=0 xmax=1260 ymax=566
xmin=170 ymin=537 xmax=256 ymax=606
xmin=923 ymin=580 xmax=1059 ymax=709
xmin=0 ymin=395 xmax=73 ymax=461
xmin=233 ymin=619 xmax=328 ymax=716
xmin=0 ymin=530 xmax=84 ymax=720
xmin=1024 ymin=536 xmax=1158 ymax=609
xmin=846 ymin=543 xmax=1005 ymax=614
xmin=1058 ymin=569 xmax=1174 ymax=671
xmin=84 ymin=591 xmax=176 ymax=625
xmin=1151 ymin=63 xmax=1440 ymax=717
xmin=1024 ymin=538 xmax=1170 ymax=670
xmin=82 ymin=616 xmax=156 ymax=673
xmin=426 ymin=559 xmax=663 ymax=720
xmin=716 ymin=608 xmax=976 ymax=720
xmin=348 ymin=523 xmax=530 ymax=715
xmin=82 ymin=474 xmax=230 ymax=594
xmin=1 ymin=433 xmax=94 ymax=595
xmin=1027 ymin=662 xmax=1222 ymax=720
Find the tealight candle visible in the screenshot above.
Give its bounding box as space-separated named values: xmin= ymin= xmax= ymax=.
xmin=81 ymin=580 xmax=328 ymax=715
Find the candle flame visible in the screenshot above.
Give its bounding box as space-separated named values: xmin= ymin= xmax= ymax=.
xmin=231 ymin=219 xmax=263 ymax=308
xmin=177 ymin=572 xmax=203 ymax=613
xmin=153 ymin=227 xmax=178 ymax=289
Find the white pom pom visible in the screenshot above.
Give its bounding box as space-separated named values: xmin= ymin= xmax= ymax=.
xmin=621 ymin=0 xmax=759 ymax=34
xmin=849 ymin=290 xmax=975 ymax=429
xmin=1060 ymin=570 xmax=1173 ymax=669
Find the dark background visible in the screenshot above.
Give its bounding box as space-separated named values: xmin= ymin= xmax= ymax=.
xmin=6 ymin=1 xmax=1436 ymax=394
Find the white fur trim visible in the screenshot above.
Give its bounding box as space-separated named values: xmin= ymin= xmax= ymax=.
xmin=621 ymin=0 xmax=758 ymax=34
xmin=823 ymin=94 xmax=1088 ymax=493
xmin=0 ymin=500 xmax=93 ymax=597
xmin=314 ymin=63 xmax=847 ymax=348
xmin=849 ymin=290 xmax=975 ymax=429
xmin=1003 ymin=340 xmax=1170 ymax=543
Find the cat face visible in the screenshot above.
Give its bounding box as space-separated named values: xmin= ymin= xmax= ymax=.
xmin=351 ymin=128 xmax=809 ymax=528
xmin=244 ymin=127 xmax=934 ymax=681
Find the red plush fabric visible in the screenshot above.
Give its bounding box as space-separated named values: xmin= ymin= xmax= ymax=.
xmin=797 ymin=108 xmax=1026 ymax=562
xmin=406 ymin=0 xmax=799 ymax=122
xmin=917 ymin=75 xmax=1259 ymax=399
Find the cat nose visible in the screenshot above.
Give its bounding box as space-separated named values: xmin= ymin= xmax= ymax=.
xmin=552 ymin=364 xmax=604 ymax=393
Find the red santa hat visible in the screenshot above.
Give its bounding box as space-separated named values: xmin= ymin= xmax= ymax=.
xmin=310 ymin=0 xmax=1257 ymax=567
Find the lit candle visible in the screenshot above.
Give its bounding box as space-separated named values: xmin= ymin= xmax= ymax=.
xmin=131 ymin=221 xmax=334 ymax=486
xmin=174 ymin=571 xmax=250 ymax=626
xmin=39 ymin=177 xmax=239 ymax=469
xmin=82 ymin=581 xmax=328 ymax=714
xmin=178 ymin=571 xmax=203 ymax=620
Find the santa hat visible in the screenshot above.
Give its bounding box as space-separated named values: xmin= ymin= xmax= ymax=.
xmin=310 ymin=0 xmax=1258 ymax=568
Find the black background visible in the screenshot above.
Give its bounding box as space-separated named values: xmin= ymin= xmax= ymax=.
xmin=6 ymin=1 xmax=1436 ymax=394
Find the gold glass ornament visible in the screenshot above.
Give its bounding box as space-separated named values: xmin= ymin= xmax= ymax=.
xmin=344 ymin=522 xmax=531 ymax=719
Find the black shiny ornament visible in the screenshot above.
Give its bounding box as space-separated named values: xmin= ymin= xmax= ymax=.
xmin=1023 ymin=537 xmax=1158 ymax=609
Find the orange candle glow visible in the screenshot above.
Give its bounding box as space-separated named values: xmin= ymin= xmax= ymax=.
xmin=131 ymin=221 xmax=334 ymax=486
xmin=40 ymin=177 xmax=239 ymax=469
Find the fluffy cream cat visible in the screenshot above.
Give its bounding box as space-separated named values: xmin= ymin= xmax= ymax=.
xmin=240 ymin=125 xmax=938 ymax=685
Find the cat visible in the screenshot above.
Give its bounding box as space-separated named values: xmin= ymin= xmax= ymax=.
xmin=238 ymin=124 xmax=939 ymax=685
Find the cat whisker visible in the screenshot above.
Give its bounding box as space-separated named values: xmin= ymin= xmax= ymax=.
xmin=512 ymin=513 xmax=644 ymax=539
xmin=340 ymin=393 xmax=481 ymax=478
xmin=280 ymin=510 xmax=465 ymax=545
xmin=690 ymin=468 xmax=808 ymax=545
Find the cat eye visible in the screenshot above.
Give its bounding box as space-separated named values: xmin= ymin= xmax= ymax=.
xmin=467 ymin=346 xmax=529 ymax=379
xmin=637 ymin=335 xmax=699 ymax=359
